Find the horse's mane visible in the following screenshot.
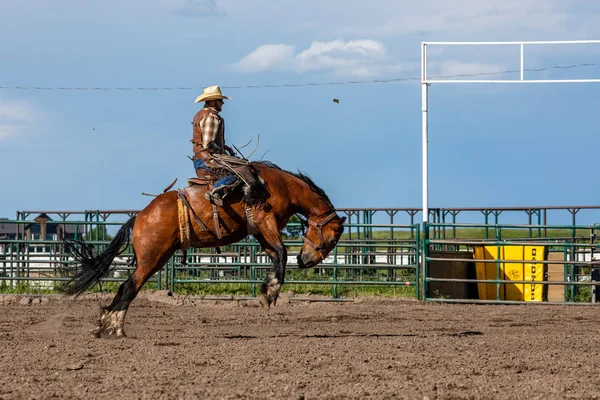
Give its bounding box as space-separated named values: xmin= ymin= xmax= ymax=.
xmin=255 ymin=161 xmax=334 ymax=209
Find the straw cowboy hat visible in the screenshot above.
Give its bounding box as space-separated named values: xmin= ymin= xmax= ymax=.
xmin=194 ymin=85 xmax=231 ymax=103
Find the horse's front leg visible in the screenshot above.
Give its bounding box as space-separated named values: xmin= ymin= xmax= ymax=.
xmin=254 ymin=233 xmax=287 ymax=310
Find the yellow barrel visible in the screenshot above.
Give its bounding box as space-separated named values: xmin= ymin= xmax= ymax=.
xmin=473 ymin=245 xmax=545 ymax=301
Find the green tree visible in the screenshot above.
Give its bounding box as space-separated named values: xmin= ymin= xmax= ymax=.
xmin=83 ymin=225 xmax=113 ymax=241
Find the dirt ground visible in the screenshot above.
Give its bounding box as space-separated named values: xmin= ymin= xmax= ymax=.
xmin=1 ymin=292 xmax=600 ymax=400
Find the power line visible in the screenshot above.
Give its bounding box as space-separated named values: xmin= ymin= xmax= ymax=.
xmin=0 ymin=63 xmax=596 ymax=91
xmin=430 ymin=62 xmax=598 ymax=79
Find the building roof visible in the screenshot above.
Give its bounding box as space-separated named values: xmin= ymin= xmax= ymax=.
xmin=0 ymin=218 xmax=17 ymax=235
xmin=0 ymin=215 xmax=84 ymax=236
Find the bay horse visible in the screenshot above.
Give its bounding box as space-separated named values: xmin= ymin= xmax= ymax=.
xmin=64 ymin=161 xmax=346 ymax=337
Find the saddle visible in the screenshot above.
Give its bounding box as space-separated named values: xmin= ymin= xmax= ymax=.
xmin=188 ymin=169 xmax=242 ymax=205
xmin=176 ymin=182 xmax=259 ymax=259
xmin=189 ymin=156 xmax=267 ymax=207
xmin=175 ymin=156 xmax=268 ymax=259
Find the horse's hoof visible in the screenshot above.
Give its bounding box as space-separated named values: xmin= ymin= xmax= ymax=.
xmin=259 ymin=294 xmax=271 ymax=311
xmin=90 ymin=328 xmax=102 ymax=338
xmin=267 ymin=286 xmax=280 ymax=307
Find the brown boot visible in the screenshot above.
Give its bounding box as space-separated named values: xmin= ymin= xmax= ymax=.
xmin=195 ymin=168 xmax=211 ymax=180
xmin=204 ymin=188 xmax=224 ymax=207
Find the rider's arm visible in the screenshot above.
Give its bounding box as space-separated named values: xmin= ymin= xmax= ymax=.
xmin=223 ymin=144 xmax=235 ymax=156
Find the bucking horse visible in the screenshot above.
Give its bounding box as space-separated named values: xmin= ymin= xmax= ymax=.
xmin=63 ymin=161 xmax=346 ymax=337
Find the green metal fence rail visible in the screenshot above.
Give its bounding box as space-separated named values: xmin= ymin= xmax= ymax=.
xmin=6 ymin=206 xmax=600 ymax=301
xmin=424 ymin=205 xmax=600 ymax=238
xmin=0 ymin=217 xmax=420 ymax=299
xmin=168 ymin=223 xmax=420 ymax=298
xmin=0 ymin=220 xmax=161 ymax=292
xmin=16 ymin=204 xmax=600 ymax=235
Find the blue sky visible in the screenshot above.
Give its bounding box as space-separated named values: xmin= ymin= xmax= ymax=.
xmin=1 ymin=0 xmax=600 ymax=225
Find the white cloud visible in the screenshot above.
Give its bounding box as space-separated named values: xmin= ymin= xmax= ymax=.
xmin=231 ymin=40 xmax=523 ymax=81
xmin=0 ymin=98 xmax=40 ymax=141
xmin=296 ymin=40 xmax=386 ymax=70
xmin=298 ymin=40 xmax=386 ymax=60
xmin=230 ymin=39 xmax=414 ymax=77
xmin=231 ymin=44 xmax=296 ymax=73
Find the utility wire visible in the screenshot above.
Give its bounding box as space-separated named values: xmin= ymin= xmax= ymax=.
xmin=0 ymin=63 xmax=596 ymax=91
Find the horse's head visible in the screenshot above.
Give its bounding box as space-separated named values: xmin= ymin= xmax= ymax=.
xmin=297 ymin=212 xmax=346 ymax=269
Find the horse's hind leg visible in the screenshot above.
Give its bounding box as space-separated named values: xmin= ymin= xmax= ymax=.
xmin=94 ymin=249 xmax=176 ymax=338
xmin=93 ymin=278 xmax=137 ymax=337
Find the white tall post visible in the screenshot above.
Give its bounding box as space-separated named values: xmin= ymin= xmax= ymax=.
xmin=520 ymin=43 xmax=524 ymax=81
xmin=421 ymin=43 xmax=429 ymax=223
xmin=420 ymin=40 xmax=600 ymax=225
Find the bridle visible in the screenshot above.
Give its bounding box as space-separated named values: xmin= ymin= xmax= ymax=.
xmin=298 ymin=211 xmax=338 ymax=261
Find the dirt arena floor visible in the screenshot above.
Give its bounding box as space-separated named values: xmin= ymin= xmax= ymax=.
xmin=1 ymin=291 xmax=600 ymax=400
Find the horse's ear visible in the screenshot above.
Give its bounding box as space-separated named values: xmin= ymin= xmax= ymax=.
xmin=340 ymin=216 xmax=347 ymax=225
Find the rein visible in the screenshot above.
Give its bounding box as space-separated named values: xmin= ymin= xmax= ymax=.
xmin=299 ymin=211 xmax=338 ymax=261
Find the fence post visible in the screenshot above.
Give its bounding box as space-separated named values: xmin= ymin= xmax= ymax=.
xmin=332 ymin=246 xmax=338 ymax=299
xmin=421 ymin=222 xmax=429 ymax=301
xmin=251 ymin=241 xmax=257 ymax=297
xmin=415 ymin=224 xmax=421 ymax=299
xmin=170 ymin=254 xmax=176 ymax=293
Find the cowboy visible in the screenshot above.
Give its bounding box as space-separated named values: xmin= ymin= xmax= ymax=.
xmin=191 ymin=85 xmax=259 ymax=206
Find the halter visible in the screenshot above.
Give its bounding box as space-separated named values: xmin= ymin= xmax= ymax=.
xmin=300 ymin=211 xmax=338 ymax=261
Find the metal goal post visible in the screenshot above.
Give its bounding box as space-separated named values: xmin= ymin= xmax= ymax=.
xmin=421 ymin=40 xmax=600 ymax=225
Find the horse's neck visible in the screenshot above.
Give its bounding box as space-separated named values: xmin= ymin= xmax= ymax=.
xmin=290 ymin=178 xmax=330 ymax=218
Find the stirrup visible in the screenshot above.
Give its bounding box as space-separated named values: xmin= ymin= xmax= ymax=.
xmin=204 ymin=191 xmax=224 ymax=207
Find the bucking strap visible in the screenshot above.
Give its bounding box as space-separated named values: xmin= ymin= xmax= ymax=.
xmin=177 ymin=195 xmax=191 ymax=252
xmin=212 ymin=204 xmax=223 ymax=240
xmin=177 ymin=188 xmax=210 ymax=232
xmin=177 ymin=188 xmax=222 ymax=254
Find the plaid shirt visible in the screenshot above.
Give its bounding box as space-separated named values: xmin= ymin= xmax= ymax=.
xmin=191 ymin=106 xmax=224 ymax=156
xmin=199 ymin=110 xmax=222 ymax=149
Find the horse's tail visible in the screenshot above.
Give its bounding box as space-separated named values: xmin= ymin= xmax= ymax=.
xmin=62 ymin=216 xmax=137 ymax=297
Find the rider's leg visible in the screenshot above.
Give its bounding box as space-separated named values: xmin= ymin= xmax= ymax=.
xmin=193 ymin=158 xmax=211 ymax=179
xmin=195 ymin=169 xmax=210 ymax=179
xmin=204 ymin=175 xmax=238 ymax=207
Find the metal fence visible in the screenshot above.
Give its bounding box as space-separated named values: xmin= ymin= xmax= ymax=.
xmin=423 ymin=222 xmax=600 ymax=304
xmin=4 ymin=206 xmax=600 ymax=302
xmin=0 ymin=213 xmax=420 ymax=298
